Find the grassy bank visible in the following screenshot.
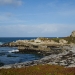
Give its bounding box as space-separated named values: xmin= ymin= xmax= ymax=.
xmin=0 ymin=64 xmax=75 ymax=75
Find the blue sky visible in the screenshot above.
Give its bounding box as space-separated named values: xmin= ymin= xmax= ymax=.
xmin=0 ymin=0 xmax=75 ymax=37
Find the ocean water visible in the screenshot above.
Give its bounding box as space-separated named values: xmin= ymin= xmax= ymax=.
xmin=0 ymin=37 xmax=43 ymax=65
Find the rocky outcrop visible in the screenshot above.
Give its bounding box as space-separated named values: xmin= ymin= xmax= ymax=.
xmin=0 ymin=38 xmax=70 ymax=55
xmin=18 ymin=45 xmax=63 ymax=55
xmin=70 ymin=31 xmax=75 ymax=37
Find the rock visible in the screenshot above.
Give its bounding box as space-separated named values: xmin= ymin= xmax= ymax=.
xmin=0 ymin=62 xmax=4 ymax=67
xmin=68 ymin=64 xmax=75 ymax=67
xmin=9 ymin=42 xmax=17 ymax=47
xmin=0 ymin=45 xmax=75 ymax=69
xmin=70 ymin=31 xmax=75 ymax=37
xmin=34 ymin=38 xmax=42 ymax=43
xmin=50 ymin=40 xmax=58 ymax=44
xmin=59 ymin=39 xmax=68 ymax=44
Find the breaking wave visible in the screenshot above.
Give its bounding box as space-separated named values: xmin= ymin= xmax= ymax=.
xmin=8 ymin=49 xmax=19 ymax=53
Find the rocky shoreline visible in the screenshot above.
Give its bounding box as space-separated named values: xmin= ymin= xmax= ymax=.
xmin=0 ymin=44 xmax=75 ymax=69
xmin=0 ymin=37 xmax=71 ymax=55
xmin=0 ymin=31 xmax=75 ymax=69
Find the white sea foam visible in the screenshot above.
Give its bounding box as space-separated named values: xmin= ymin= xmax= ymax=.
xmin=0 ymin=42 xmax=3 ymax=45
xmin=8 ymin=49 xmax=19 ymax=53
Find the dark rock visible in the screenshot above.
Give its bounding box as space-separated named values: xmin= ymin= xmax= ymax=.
xmin=0 ymin=62 xmax=4 ymax=67
xmin=7 ymin=54 xmax=18 ymax=57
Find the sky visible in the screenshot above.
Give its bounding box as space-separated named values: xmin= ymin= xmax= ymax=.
xmin=0 ymin=0 xmax=75 ymax=37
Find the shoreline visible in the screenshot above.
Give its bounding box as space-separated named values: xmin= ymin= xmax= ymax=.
xmin=1 ymin=33 xmax=75 ymax=69
xmin=0 ymin=44 xmax=75 ymax=69
xmin=0 ymin=37 xmax=72 ymax=55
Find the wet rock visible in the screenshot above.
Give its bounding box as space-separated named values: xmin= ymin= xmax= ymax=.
xmin=0 ymin=62 xmax=4 ymax=67
xmin=7 ymin=54 xmax=18 ymax=57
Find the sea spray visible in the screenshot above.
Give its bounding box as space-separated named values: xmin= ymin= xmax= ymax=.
xmin=8 ymin=49 xmax=19 ymax=53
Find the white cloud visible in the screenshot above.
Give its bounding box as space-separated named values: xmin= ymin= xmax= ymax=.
xmin=0 ymin=0 xmax=22 ymax=6
xmin=0 ymin=24 xmax=74 ymax=37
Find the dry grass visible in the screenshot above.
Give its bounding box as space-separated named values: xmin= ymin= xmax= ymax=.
xmin=39 ymin=37 xmax=75 ymax=44
xmin=0 ymin=64 xmax=75 ymax=75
